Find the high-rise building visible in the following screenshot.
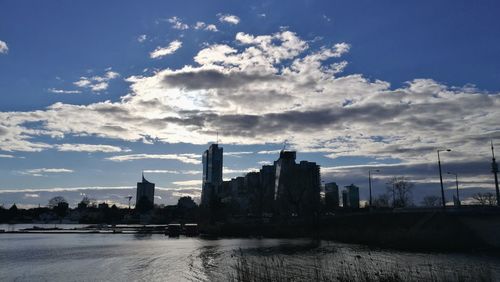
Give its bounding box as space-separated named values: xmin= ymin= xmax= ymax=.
xmin=325 ymin=182 xmax=340 ymax=210
xmin=201 ymin=144 xmax=223 ymax=206
xmin=345 ymin=184 xmax=360 ymax=209
xmin=342 ymin=190 xmax=349 ymax=208
xmin=274 ymin=150 xmax=320 ymax=216
xmin=260 ymin=165 xmax=276 ymax=214
xmin=136 ymin=173 xmax=155 ymax=209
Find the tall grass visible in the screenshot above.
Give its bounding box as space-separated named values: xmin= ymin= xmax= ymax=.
xmin=227 ymin=251 xmax=492 ymax=282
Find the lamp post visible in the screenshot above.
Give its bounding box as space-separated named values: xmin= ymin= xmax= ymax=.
xmin=437 ymin=149 xmax=451 ymax=208
xmin=368 ymin=169 xmax=380 ymax=207
xmin=447 ymin=172 xmax=460 ymax=207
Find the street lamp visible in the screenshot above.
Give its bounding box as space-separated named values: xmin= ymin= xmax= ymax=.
xmin=368 ymin=169 xmax=380 ymax=207
xmin=447 ymin=172 xmax=460 ymax=207
xmin=437 ymin=149 xmax=451 ymax=208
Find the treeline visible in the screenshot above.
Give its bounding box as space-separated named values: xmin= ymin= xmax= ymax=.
xmin=0 ymin=196 xmax=199 ymax=224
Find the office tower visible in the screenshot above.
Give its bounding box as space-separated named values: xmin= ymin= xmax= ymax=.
xmin=325 ymin=182 xmax=340 ymax=210
xmin=136 ymin=173 xmax=155 ymax=209
xmin=201 ymin=144 xmax=223 ymax=206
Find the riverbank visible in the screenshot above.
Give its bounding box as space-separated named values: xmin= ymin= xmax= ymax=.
xmin=200 ymin=208 xmax=500 ymax=251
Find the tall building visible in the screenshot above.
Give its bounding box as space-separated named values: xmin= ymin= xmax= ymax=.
xmin=201 ymin=144 xmax=223 ymax=206
xmin=274 ymin=150 xmax=320 ymax=216
xmin=136 ymin=173 xmax=155 ymax=209
xmin=344 ymin=184 xmax=360 ymax=209
xmin=260 ymin=165 xmax=276 ymax=214
xmin=342 ymin=190 xmax=349 ymax=208
xmin=325 ymin=182 xmax=340 ymax=211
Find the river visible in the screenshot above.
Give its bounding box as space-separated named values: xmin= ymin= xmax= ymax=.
xmin=1 ymin=224 xmax=500 ymax=281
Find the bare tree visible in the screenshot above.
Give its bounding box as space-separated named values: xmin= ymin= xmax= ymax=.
xmin=48 ymin=196 xmax=68 ymax=208
xmin=421 ymin=195 xmax=441 ymax=207
xmin=472 ymin=192 xmax=496 ymax=206
xmin=386 ymin=177 xmax=414 ymax=208
xmin=372 ymin=193 xmax=390 ymax=208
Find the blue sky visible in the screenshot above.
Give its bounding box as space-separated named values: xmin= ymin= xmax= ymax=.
xmin=0 ymin=0 xmax=499 ymax=207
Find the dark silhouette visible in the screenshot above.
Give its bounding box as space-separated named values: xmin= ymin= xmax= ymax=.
xmin=136 ymin=173 xmax=155 ymax=211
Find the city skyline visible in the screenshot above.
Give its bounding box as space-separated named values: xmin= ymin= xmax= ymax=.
xmin=1 ymin=1 xmax=500 ymax=207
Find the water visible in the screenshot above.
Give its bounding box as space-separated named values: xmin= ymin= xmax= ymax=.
xmin=1 ymin=224 xmax=500 ymax=281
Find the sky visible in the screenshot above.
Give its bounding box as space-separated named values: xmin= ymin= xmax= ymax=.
xmin=0 ymin=0 xmax=499 ymax=208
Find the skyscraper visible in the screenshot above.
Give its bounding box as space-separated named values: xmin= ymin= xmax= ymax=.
xmin=325 ymin=182 xmax=340 ymax=211
xmin=274 ymin=150 xmax=320 ymax=216
xmin=201 ymin=143 xmax=223 ymax=206
xmin=136 ymin=173 xmax=155 ymax=210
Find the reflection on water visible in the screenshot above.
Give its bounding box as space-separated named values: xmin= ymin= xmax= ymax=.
xmin=0 ymin=225 xmax=500 ymax=281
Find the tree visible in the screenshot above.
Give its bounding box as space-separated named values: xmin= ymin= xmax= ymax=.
xmin=48 ymin=196 xmax=68 ymax=208
xmin=77 ymin=196 xmax=90 ymax=209
xmin=48 ymin=196 xmax=69 ymax=221
xmin=386 ymin=177 xmax=414 ymax=208
xmin=472 ymin=192 xmax=496 ymax=206
xmin=177 ymin=196 xmax=197 ymax=209
xmin=372 ymin=194 xmax=390 ymax=208
xmin=421 ymin=195 xmax=441 ymax=207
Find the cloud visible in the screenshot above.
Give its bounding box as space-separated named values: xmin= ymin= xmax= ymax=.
xmin=223 ymin=167 xmax=259 ymax=174
xmin=172 ymin=179 xmax=202 ymax=186
xmin=143 ymin=169 xmax=200 ymax=175
xmin=137 ymin=34 xmax=147 ymax=43
xmin=55 ymin=143 xmax=127 ymax=153
xmin=73 ymin=70 xmax=120 ymax=92
xmin=0 ymin=28 xmax=498 ymax=194
xmin=150 ymin=40 xmax=182 ymax=59
xmin=19 ymin=168 xmax=74 ymax=177
xmin=0 ymin=154 xmax=15 ymax=158
xmin=224 ymin=151 xmax=253 ymax=156
xmin=194 ymin=22 xmax=219 ymax=32
xmin=167 ymin=16 xmax=189 ymax=30
xmin=218 ymin=14 xmax=240 ymax=25
xmin=105 ymin=153 xmax=200 ymax=164
xmin=0 ymin=40 xmax=8 ymax=54
xmin=0 ymin=186 xmax=197 ymax=207
xmin=257 ymin=150 xmax=282 ymax=155
xmin=48 ymin=88 xmax=82 ymax=94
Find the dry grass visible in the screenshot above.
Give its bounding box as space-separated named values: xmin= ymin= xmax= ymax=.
xmin=227 ymin=251 xmax=493 ymax=282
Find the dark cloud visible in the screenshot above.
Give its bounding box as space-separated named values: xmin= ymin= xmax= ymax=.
xmin=161 ymin=69 xmax=280 ymax=90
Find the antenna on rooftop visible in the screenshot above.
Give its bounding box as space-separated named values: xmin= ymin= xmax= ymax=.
xmin=125 ymin=196 xmax=133 ymax=209
xmin=282 ymin=140 xmax=288 ymax=151
xmin=216 ymin=131 xmax=219 ymax=144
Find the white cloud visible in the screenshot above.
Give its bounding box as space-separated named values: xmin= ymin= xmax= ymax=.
xmin=218 ymin=14 xmax=240 ymax=25
xmin=19 ymin=168 xmax=74 ymax=177
xmin=24 ymin=193 xmax=40 ymax=198
xmin=224 ymin=151 xmax=253 ymax=156
xmin=55 ymin=143 xmax=127 ymax=153
xmin=0 ymin=28 xmax=497 ymax=184
xmin=223 ymin=167 xmax=259 ymax=174
xmin=150 ymin=40 xmax=182 ymax=59
xmin=137 ymin=34 xmax=147 ymax=43
xmin=257 ymin=150 xmax=282 ymax=155
xmin=143 ymin=169 xmax=200 ymax=175
xmin=193 ymin=22 xmax=218 ymax=32
xmin=48 ymin=88 xmax=81 ymax=94
xmin=73 ymin=70 xmax=120 ymax=92
xmin=0 ymin=154 xmax=15 ymax=158
xmin=0 ymin=40 xmax=8 ymax=54
xmin=167 ymin=16 xmax=189 ymax=30
xmin=172 ymin=179 xmax=202 ymax=186
xmin=106 ymin=153 xmax=200 ymax=164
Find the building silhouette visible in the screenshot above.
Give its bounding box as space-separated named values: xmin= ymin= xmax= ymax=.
xmin=136 ymin=173 xmax=155 ymax=209
xmin=343 ymin=184 xmax=360 ymax=209
xmin=201 ymin=144 xmax=223 ymax=206
xmin=325 ymin=182 xmax=340 ymax=211
xmin=274 ymin=150 xmax=321 ymax=216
